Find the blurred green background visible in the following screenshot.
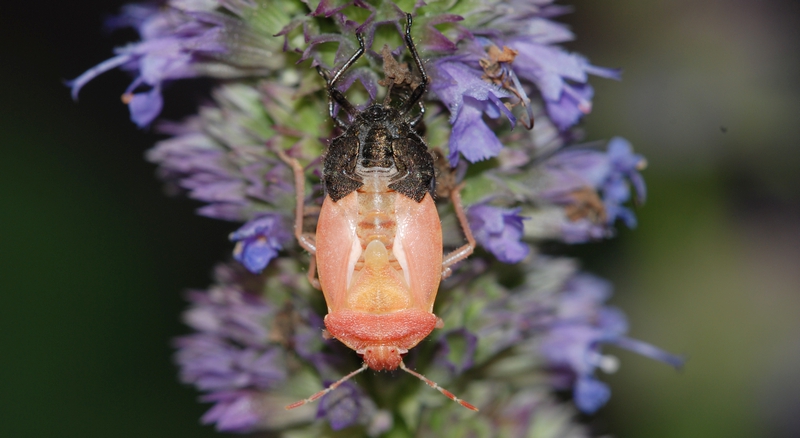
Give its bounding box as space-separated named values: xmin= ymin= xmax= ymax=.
xmin=1 ymin=1 xmax=798 ymax=437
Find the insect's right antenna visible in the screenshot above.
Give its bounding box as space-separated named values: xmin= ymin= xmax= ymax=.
xmin=285 ymin=364 xmax=369 ymax=410
xmin=399 ymin=361 xmax=479 ymax=411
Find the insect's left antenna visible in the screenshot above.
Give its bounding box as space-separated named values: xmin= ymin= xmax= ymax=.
xmin=399 ymin=361 xmax=479 ymax=411
xmin=285 ymin=364 xmax=369 ymax=410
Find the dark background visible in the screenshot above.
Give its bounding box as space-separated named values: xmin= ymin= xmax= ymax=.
xmin=1 ymin=1 xmax=799 ymax=437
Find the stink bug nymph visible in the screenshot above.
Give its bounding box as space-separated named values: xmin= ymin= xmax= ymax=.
xmin=280 ymin=14 xmax=477 ymax=411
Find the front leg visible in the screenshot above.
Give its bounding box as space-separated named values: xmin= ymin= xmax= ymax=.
xmin=277 ymin=150 xmax=320 ymax=289
xmin=441 ymin=182 xmax=476 ymax=279
xmin=316 ymin=33 xmax=365 ymax=129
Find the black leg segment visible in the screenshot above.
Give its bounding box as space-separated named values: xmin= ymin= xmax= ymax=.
xmin=399 ymin=14 xmax=428 ymax=116
xmin=318 ymin=33 xmax=366 ymax=128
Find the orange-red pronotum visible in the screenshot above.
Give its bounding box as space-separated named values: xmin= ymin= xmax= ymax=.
xmin=280 ymin=14 xmax=477 ymax=411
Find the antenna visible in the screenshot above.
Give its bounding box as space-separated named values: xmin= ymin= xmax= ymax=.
xmin=285 ymin=362 xmax=479 ymax=411
xmin=285 ymin=364 xmax=369 ymax=410
xmin=400 ymin=361 xmax=479 ymax=411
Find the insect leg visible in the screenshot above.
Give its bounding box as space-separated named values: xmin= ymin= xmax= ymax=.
xmin=399 ymin=13 xmax=428 ymax=116
xmin=277 ymin=151 xmax=317 ymax=253
xmin=316 ymin=67 xmax=345 ymax=128
xmin=408 ymin=100 xmax=425 ymax=129
xmin=306 ymin=254 xmax=321 ymax=290
xmin=277 ymin=150 xmax=322 ymax=289
xmin=441 ymin=182 xmax=476 ymax=279
xmin=318 ymin=33 xmax=366 ymax=127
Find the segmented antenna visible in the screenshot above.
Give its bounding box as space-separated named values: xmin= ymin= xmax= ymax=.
xmin=285 ymin=364 xmax=369 ymax=410
xmin=399 ymin=361 xmax=479 ymax=411
xmin=285 ymin=362 xmax=479 ymax=411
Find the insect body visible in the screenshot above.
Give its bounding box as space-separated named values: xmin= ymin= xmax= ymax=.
xmin=281 ymin=14 xmax=476 ymax=411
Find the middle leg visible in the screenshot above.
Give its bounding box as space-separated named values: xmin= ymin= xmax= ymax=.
xmin=277 ymin=150 xmax=320 ymax=289
xmin=441 ymin=182 xmax=476 ymax=279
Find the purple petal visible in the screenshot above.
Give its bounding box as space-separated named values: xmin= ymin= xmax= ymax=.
xmin=230 ymin=214 xmax=291 ymax=274
xmin=421 ymin=14 xmax=466 ymax=52
xmin=188 ymin=180 xmax=246 ymax=203
xmin=67 ymin=54 xmax=132 ymax=100
xmin=235 ymin=238 xmax=279 ymax=274
xmin=431 ymin=60 xmax=511 ymax=113
xmin=560 ymin=219 xmax=609 ymax=244
xmin=609 ymin=205 xmax=637 ymax=228
xmin=596 ymin=307 xmax=629 ymax=337
xmin=180 ymin=281 xmax=272 ymax=346
xmin=104 ymin=4 xmax=158 ymax=32
xmin=524 ymin=18 xmax=575 ymax=44
xmin=430 ymin=58 xmax=520 ymax=165
xmin=574 ymin=376 xmax=610 ymax=413
xmin=508 ymin=35 xmax=618 ymax=130
xmin=607 ymin=136 xmax=647 ymax=201
xmin=201 ymin=391 xmax=261 ymax=433
xmin=316 ymin=382 xmax=362 ymax=431
xmin=509 ymin=40 xmax=588 ymax=100
xmin=128 ymin=86 xmax=163 ymax=127
xmin=196 ymin=203 xmax=247 ymax=222
xmin=556 ymin=274 xmax=613 ymax=318
xmin=612 ymin=337 xmax=685 ymax=369
xmin=603 ymin=175 xmax=632 ymax=205
xmin=544 ymin=83 xmax=594 ymax=131
xmin=449 ymin=99 xmax=505 ymax=165
xmin=468 ymin=204 xmax=530 ymax=263
xmin=585 ymin=64 xmax=622 ymax=80
xmin=540 ymin=325 xmax=599 ymax=376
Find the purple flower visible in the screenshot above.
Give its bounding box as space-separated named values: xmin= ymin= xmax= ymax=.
xmin=173 ymin=271 xmax=290 ymax=431
xmin=182 ymin=285 xmax=271 ymax=347
xmin=230 ymin=214 xmax=291 ymax=274
xmin=175 ymin=285 xmax=285 ymax=392
xmin=430 ymin=58 xmax=515 ymax=165
xmin=540 ymin=274 xmax=683 ymax=413
xmin=316 ymin=381 xmax=363 ymax=431
xmin=468 ymin=204 xmax=529 ymax=263
xmin=421 ymin=3 xmax=621 ymax=134
xmin=200 ymin=390 xmax=262 ymax=433
xmin=574 ymin=376 xmax=611 ymax=413
xmin=146 ymin=118 xmax=243 ymax=216
xmin=174 ymin=334 xmax=285 ymax=391
xmin=68 ymin=4 xmax=227 ymax=126
xmin=68 ymin=2 xmax=276 ymax=127
xmin=603 ymin=137 xmax=648 ymax=226
xmin=535 ymin=137 xmax=647 ymax=243
xmin=146 ymin=101 xmax=296 ymax=223
xmin=507 ymin=38 xmax=620 ymax=130
xmin=476 ymin=7 xmax=621 ymax=131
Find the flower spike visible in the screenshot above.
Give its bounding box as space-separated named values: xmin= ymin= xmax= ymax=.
xmin=71 ymin=1 xmax=682 ymax=434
